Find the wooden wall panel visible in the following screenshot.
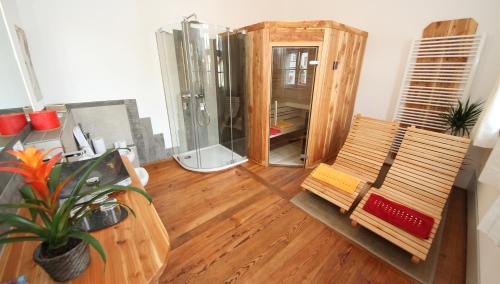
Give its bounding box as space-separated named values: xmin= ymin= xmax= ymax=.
xmin=270 ymin=28 xmax=324 ymax=42
xmin=326 ymin=32 xmax=367 ymax=160
xmin=244 ymin=21 xmax=367 ymax=168
xmin=246 ymin=29 xmax=271 ymax=165
xmin=401 ymin=18 xmax=478 ymax=132
xmin=305 ymin=29 xmax=335 ymax=167
xmin=422 ymin=18 xmax=478 ymax=38
xmin=305 ymin=29 xmax=367 ymax=168
xmin=238 ymin=21 xmax=368 ymax=37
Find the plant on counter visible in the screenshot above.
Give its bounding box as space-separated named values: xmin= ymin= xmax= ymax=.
xmin=0 ymin=147 xmax=151 ymax=282
xmin=441 ymin=98 xmax=483 ymax=137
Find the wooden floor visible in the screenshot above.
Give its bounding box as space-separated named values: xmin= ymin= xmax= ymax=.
xmin=145 ymin=160 xmax=466 ymax=284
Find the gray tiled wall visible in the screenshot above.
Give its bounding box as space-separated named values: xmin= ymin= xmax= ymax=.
xmin=66 ymin=99 xmax=168 ymax=164
xmin=0 ymin=125 xmax=31 ymax=253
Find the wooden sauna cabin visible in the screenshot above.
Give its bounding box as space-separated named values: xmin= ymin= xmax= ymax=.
xmin=238 ymin=21 xmax=368 ymax=168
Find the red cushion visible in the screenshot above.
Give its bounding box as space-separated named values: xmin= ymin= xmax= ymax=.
xmin=270 ymin=128 xmax=281 ymax=136
xmin=362 ymin=193 xmax=434 ymax=239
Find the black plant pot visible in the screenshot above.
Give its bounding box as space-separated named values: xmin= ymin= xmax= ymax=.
xmin=33 ymin=239 xmax=90 ymax=282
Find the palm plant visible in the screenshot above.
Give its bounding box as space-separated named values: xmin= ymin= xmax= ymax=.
xmin=441 ymin=98 xmax=483 ymax=137
xmin=0 ymin=147 xmax=151 ymax=264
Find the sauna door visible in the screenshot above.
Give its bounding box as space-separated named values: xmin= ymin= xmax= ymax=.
xmin=268 ymin=46 xmax=318 ymax=166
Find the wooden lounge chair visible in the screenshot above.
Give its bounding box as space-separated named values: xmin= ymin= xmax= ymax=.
xmin=350 ymin=126 xmax=470 ymax=263
xmin=301 ymin=114 xmax=399 ymax=213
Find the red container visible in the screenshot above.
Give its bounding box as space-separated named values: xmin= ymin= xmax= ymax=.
xmin=29 ymin=110 xmax=60 ymax=131
xmin=0 ymin=113 xmax=28 ymax=136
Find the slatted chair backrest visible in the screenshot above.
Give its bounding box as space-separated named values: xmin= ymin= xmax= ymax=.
xmin=382 ymin=126 xmax=470 ymax=214
xmin=334 ymin=114 xmax=400 ymax=183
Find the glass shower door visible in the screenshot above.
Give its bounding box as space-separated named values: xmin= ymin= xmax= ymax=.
xmin=156 ymin=17 xmax=248 ymax=172
xmin=183 ymin=21 xmax=234 ymax=170
xmin=183 ymin=20 xmax=217 ymax=170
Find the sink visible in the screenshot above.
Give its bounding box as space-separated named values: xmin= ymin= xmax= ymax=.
xmin=58 ymin=150 xmax=130 ymax=199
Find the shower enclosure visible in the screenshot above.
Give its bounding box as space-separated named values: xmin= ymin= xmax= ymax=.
xmin=156 ymin=15 xmax=247 ymax=172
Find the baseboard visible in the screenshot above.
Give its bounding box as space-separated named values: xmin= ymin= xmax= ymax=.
xmin=465 ymin=174 xmax=479 ymax=284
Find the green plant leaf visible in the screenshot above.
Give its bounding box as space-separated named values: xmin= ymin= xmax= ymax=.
xmin=49 ymin=198 xmax=76 ymax=246
xmin=0 ymin=236 xmax=43 ymax=244
xmin=0 ymin=203 xmax=52 ymax=228
xmin=98 ymin=201 xmax=136 ymax=218
xmin=19 ymin=185 xmax=46 ymax=206
xmin=441 ymin=98 xmax=483 ymax=137
xmin=72 ymin=185 xmax=151 ymax=218
xmin=49 ymin=159 xmax=95 ymax=207
xmin=0 ymin=229 xmax=25 ymax=238
xmin=0 ymin=203 xmax=47 ymax=210
xmin=19 ymin=185 xmax=44 ymax=222
xmin=48 ymin=164 xmax=62 ymax=193
xmin=0 ymin=213 xmax=47 ymax=238
xmin=19 ymin=184 xmax=35 ymax=199
xmin=69 ymin=231 xmax=106 ymax=263
xmin=69 ymin=150 xmax=119 ymax=197
xmin=37 ymin=211 xmax=53 ymax=228
xmin=72 ymin=207 xmax=97 ymax=225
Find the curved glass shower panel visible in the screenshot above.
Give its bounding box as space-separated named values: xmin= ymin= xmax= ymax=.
xmin=156 ymin=22 xmax=193 ymax=160
xmin=156 ymin=18 xmax=247 ymax=172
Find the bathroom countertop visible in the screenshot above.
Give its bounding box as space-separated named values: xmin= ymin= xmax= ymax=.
xmin=0 ymin=156 xmax=170 ymax=284
xmin=24 ymin=116 xmax=65 ymax=144
xmin=0 ymin=136 xmax=11 ymax=151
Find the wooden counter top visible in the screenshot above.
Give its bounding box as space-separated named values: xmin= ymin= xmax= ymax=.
xmin=0 ymin=156 xmax=170 ymax=283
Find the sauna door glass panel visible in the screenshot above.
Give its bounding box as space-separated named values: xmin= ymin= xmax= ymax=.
xmin=269 ymin=47 xmax=318 ymax=166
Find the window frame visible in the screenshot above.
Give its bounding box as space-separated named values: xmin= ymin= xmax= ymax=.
xmin=283 ymin=49 xmax=310 ymax=88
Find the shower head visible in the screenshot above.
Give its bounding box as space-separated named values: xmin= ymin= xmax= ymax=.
xmin=183 ymin=13 xmax=198 ymax=23
xmin=182 ymin=13 xmax=203 ymax=28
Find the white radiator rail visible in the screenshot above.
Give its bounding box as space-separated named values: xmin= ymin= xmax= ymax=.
xmin=391 ymin=34 xmax=485 ymax=153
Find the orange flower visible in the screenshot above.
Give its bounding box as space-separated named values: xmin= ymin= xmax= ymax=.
xmin=0 ymin=147 xmax=61 ymax=204
xmin=8 ymin=147 xmax=46 ymax=168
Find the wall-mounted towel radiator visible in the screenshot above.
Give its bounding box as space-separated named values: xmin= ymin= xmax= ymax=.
xmin=391 ymin=33 xmax=485 ymax=153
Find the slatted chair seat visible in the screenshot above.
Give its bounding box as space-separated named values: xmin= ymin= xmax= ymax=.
xmin=301 ymin=114 xmax=399 ymax=213
xmin=350 ymin=126 xmax=470 ymax=263
xmin=301 ymin=167 xmax=368 ymax=212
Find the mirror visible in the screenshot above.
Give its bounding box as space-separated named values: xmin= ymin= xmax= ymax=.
xmin=0 ymin=9 xmax=31 ymax=148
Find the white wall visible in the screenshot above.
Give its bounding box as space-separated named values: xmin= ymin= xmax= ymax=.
xmin=477 ymin=185 xmax=500 ymax=284
xmin=474 ymin=151 xmax=500 ymax=284
xmin=472 ymin=76 xmax=500 ymax=284
xmin=9 ymin=0 xmax=500 ymax=148
xmin=1 ymin=0 xmax=45 ymax=110
xmin=11 ymin=0 xmax=172 ymax=143
xmin=0 ymin=1 xmax=30 ymax=109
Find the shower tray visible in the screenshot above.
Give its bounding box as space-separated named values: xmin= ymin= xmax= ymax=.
xmin=175 ymin=144 xmax=247 ymax=173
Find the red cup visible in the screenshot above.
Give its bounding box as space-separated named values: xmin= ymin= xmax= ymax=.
xmin=0 ymin=113 xmax=28 ymax=136
xmin=29 ymin=110 xmax=60 ymax=131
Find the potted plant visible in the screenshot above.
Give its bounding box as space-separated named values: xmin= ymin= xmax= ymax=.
xmin=441 ymin=98 xmax=483 ymax=137
xmin=0 ymin=147 xmax=151 ymax=282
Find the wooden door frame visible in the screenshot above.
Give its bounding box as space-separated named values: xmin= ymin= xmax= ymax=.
xmin=267 ymin=41 xmax=324 ymax=167
xmin=245 ymin=24 xmax=367 ymax=169
xmin=304 ymin=29 xmax=334 ymax=168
